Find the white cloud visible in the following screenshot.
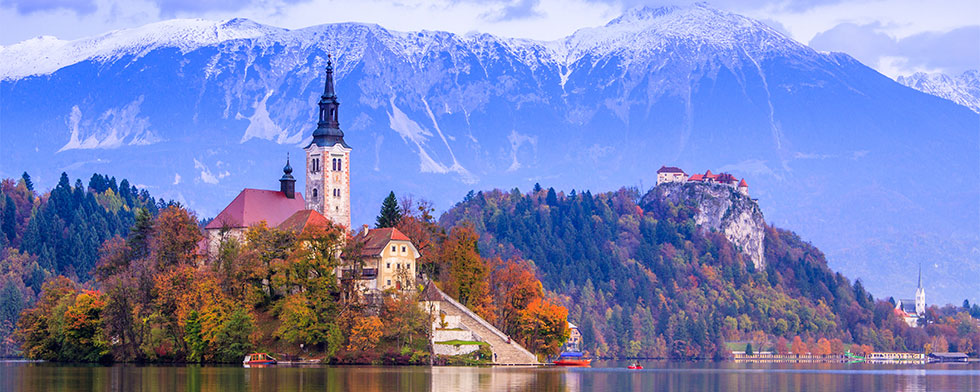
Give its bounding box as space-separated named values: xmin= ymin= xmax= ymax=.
xmin=173 ymin=172 xmax=181 ymax=185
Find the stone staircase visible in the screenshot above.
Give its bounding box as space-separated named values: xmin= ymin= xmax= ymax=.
xmin=432 ymin=286 xmax=539 ymax=365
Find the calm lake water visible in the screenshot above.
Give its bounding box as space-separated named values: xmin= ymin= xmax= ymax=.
xmin=2 ymin=360 xmax=979 ymax=392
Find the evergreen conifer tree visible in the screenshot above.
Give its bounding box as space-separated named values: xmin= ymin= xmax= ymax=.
xmin=745 ymin=342 xmax=754 ymax=356
xmin=2 ymin=195 xmax=15 ymax=243
xmin=21 ymin=172 xmax=33 ymax=191
xmin=375 ymin=191 xmax=402 ymax=228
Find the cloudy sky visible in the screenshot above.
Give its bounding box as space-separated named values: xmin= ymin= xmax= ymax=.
xmin=1 ymin=0 xmax=977 ymax=77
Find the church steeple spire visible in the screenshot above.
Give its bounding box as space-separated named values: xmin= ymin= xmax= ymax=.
xmin=917 ymin=262 xmax=921 ymax=289
xmin=310 ymin=54 xmax=348 ymax=148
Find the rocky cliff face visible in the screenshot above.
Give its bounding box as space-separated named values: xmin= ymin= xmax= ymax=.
xmin=645 ymin=182 xmax=766 ymax=268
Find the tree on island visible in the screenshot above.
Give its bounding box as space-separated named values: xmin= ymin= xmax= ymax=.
xmin=375 ymin=191 xmax=402 ymax=228
xmin=745 ymin=342 xmax=753 ymax=356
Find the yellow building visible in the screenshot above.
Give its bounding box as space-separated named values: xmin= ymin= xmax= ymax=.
xmin=344 ymin=226 xmax=420 ymax=293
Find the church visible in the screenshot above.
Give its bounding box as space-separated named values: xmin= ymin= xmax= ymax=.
xmin=204 ymin=56 xmax=419 ymax=294
xmin=894 ymin=264 xmax=926 ymax=327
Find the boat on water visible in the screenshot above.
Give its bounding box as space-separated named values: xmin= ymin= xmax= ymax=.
xmin=553 ymin=351 xmax=592 ymax=367
xmin=243 ymin=353 xmax=277 ymax=365
xmin=628 ymin=362 xmax=643 ymax=370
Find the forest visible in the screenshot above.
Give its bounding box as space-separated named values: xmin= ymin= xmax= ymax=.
xmin=438 ymin=185 xmax=980 ymax=358
xmin=2 ymin=176 xmax=567 ymax=363
xmin=3 ymin=173 xmax=978 ymax=361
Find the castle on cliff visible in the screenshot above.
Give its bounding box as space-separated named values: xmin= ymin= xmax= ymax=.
xmin=656 ymin=166 xmax=749 ymax=196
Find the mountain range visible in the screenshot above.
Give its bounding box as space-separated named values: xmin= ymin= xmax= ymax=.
xmin=1 ymin=4 xmax=977 ymax=305
xmin=897 ymin=70 xmax=980 ymax=113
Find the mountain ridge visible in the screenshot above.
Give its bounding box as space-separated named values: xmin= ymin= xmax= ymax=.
xmin=0 ymin=3 xmax=976 ymax=305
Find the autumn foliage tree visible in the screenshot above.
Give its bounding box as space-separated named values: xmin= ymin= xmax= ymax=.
xmin=517 ymin=297 xmax=570 ymax=357
xmin=440 ymin=226 xmax=494 ymax=321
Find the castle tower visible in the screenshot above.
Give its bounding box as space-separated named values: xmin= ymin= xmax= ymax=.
xmin=915 ymin=263 xmax=925 ymax=315
xmin=305 ymin=55 xmax=351 ymax=229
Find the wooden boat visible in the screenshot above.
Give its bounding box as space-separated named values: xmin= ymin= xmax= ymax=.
xmin=243 ymin=353 xmax=277 ymax=365
xmin=553 ymin=351 xmax=592 ymax=367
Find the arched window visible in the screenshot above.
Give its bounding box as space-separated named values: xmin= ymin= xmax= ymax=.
xmin=337 ymin=159 xmax=342 ymax=172
xmin=312 ymin=188 xmax=318 ymax=200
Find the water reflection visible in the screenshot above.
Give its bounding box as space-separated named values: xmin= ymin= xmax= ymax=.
xmin=2 ymin=360 xmax=978 ymax=392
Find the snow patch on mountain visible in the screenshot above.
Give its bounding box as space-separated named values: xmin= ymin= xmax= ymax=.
xmin=897 ymin=70 xmax=980 ymax=113
xmin=59 ymin=96 xmax=159 ymax=152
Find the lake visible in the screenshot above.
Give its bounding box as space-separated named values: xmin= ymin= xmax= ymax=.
xmin=2 ymin=360 xmax=979 ymax=391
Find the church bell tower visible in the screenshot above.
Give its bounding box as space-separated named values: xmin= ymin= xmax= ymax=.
xmin=305 ymin=55 xmax=351 ymax=229
xmin=915 ymin=263 xmax=926 ymax=315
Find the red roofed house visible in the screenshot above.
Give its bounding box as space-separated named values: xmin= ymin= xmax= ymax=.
xmin=345 ymin=225 xmax=420 ymax=294
xmin=656 ymin=166 xmax=687 ymax=185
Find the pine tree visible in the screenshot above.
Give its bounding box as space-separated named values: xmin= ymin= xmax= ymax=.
xmin=745 ymin=342 xmax=754 ymax=356
xmin=2 ymin=195 xmax=15 ymax=243
xmin=21 ymin=172 xmax=33 ymax=191
xmin=375 ymin=191 xmax=402 ymax=228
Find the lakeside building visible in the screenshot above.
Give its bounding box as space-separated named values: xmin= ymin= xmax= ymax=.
xmin=204 ymin=57 xmax=417 ymax=296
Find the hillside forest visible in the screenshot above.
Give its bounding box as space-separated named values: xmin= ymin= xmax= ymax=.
xmin=2 ymin=174 xmax=979 ymax=361
xmin=439 ymin=185 xmax=980 ymax=358
xmin=1 ymin=173 xmax=567 ymax=363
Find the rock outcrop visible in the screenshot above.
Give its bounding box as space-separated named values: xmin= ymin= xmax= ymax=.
xmin=644 ymin=181 xmax=766 ymax=268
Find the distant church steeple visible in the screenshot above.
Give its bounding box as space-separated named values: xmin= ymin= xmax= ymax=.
xmin=915 ymin=262 xmax=925 ymax=315
xmin=304 ymin=54 xmax=352 ymax=229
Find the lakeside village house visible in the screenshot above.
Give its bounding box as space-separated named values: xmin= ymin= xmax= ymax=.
xmin=656 ymin=166 xmax=749 ymax=196
xmin=203 ymin=57 xmax=419 ymax=295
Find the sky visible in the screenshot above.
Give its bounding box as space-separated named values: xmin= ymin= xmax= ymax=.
xmin=0 ymin=0 xmax=977 ymax=77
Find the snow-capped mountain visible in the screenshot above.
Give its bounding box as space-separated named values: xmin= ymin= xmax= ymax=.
xmin=1 ymin=4 xmax=977 ymax=304
xmin=897 ymin=71 xmax=980 ymax=113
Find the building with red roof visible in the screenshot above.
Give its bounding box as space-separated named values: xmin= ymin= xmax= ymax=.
xmin=203 ymin=158 xmax=305 ymax=255
xmin=277 ymin=209 xmax=332 ymax=233
xmin=344 ymin=225 xmax=420 ymax=294
xmin=654 ymin=165 xmax=750 ymax=196
xmin=656 ymin=166 xmax=687 ymax=185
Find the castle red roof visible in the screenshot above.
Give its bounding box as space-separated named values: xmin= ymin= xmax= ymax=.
xmin=688 ymin=174 xmax=704 ymax=181
xmin=657 ymin=166 xmax=685 ymax=174
xmin=739 ymin=179 xmax=748 ymax=187
xmin=205 ymin=188 xmax=306 ymax=230
xmin=354 ymin=227 xmax=413 ymax=257
xmin=278 ymin=209 xmax=330 ymax=233
xmin=715 ymin=173 xmax=738 ymax=184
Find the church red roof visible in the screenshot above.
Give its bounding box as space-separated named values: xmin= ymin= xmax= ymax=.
xmin=205 ymin=188 xmax=306 ymax=230
xmin=278 ymin=209 xmax=330 ymax=233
